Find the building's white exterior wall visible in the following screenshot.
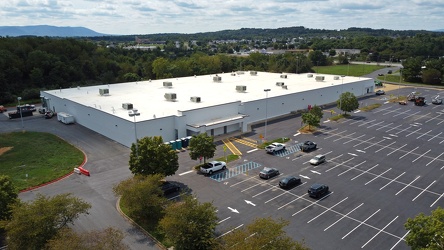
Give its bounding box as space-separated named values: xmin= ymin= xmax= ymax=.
xmin=40 ymin=73 xmax=375 ymax=148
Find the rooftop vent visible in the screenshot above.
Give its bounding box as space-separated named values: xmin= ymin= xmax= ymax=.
xmin=236 ymin=71 xmax=245 ymax=75
xmin=231 ymin=73 xmax=236 ymax=76
xmin=334 ymin=76 xmax=340 ymax=80
xmin=163 ymin=81 xmax=173 ymax=87
xmin=190 ymin=96 xmax=201 ymax=103
xmin=282 ymin=85 xmax=288 ymax=90
xmin=122 ymin=103 xmax=133 ymax=110
xmin=276 ymin=82 xmax=285 ymax=86
xmin=213 ymin=76 xmax=222 ymax=82
xmin=315 ymin=76 xmax=325 ymax=81
xmin=250 ymin=71 xmax=257 ymax=76
xmin=280 ymin=74 xmax=287 ymax=78
xmin=164 ymin=93 xmax=177 ymax=101
xmin=236 ymin=85 xmax=247 ymax=92
xmin=99 ymin=88 xmax=109 ymax=96
xmin=307 ymin=74 xmax=313 ymax=78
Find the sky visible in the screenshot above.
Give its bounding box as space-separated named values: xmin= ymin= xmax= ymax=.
xmin=1 ymin=0 xmax=444 ymax=35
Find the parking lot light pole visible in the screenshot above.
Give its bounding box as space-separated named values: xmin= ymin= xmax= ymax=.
xmin=340 ymin=76 xmax=345 ymax=112
xmin=128 ymin=109 xmax=140 ymax=157
xmin=17 ymin=97 xmax=24 ymax=128
xmin=264 ymin=89 xmax=271 ymax=141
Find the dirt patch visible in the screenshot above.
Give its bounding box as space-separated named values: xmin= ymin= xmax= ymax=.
xmin=0 ymin=147 xmax=13 ymax=156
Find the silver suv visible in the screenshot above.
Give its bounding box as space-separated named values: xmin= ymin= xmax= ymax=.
xmin=309 ymin=154 xmax=326 ymax=165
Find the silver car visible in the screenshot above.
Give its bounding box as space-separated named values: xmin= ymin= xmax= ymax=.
xmin=309 ymin=154 xmax=326 ymax=165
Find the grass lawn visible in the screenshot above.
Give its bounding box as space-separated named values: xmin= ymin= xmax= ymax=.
xmin=0 ymin=131 xmax=84 ymax=191
xmin=313 ymin=64 xmax=385 ymax=77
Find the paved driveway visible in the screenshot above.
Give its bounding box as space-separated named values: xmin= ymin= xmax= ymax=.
xmin=0 ymin=113 xmax=159 ymax=250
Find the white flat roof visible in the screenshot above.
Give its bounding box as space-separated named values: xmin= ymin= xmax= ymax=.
xmin=43 ymin=72 xmax=368 ymax=121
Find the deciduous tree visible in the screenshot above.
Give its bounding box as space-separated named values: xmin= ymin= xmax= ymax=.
xmin=5 ymin=193 xmax=91 ymax=250
xmin=188 ymin=133 xmax=216 ymax=164
xmin=129 ymin=136 xmax=179 ymax=176
xmin=0 ymin=175 xmax=17 ymax=221
xmin=219 ymin=217 xmax=310 ymax=250
xmin=337 ymin=92 xmax=359 ymax=115
xmin=159 ymin=195 xmax=218 ymax=250
xmin=301 ymin=113 xmax=320 ymax=131
xmin=405 ymin=207 xmax=444 ymax=250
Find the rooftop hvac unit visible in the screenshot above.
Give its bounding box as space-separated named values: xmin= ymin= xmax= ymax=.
xmin=163 ymin=81 xmax=173 ymax=87
xmin=99 ymin=88 xmax=109 ymax=96
xmin=122 ymin=103 xmax=133 ymax=110
xmin=334 ymin=76 xmax=340 ymax=80
xmin=276 ymin=82 xmax=285 ymax=86
xmin=213 ymin=76 xmax=222 ymax=82
xmin=282 ymin=85 xmax=288 ymax=89
xmin=231 ymin=73 xmax=236 ymax=76
xmin=315 ymin=76 xmax=325 ymax=81
xmin=250 ymin=71 xmax=257 ymax=76
xmin=190 ymin=96 xmax=201 ymax=103
xmin=164 ymin=93 xmax=177 ymax=101
xmin=236 ymin=85 xmax=247 ymax=92
xmin=280 ymin=74 xmax=287 ymax=78
xmin=236 ymin=71 xmax=245 ymax=74
xmin=307 ymin=74 xmax=313 ymax=78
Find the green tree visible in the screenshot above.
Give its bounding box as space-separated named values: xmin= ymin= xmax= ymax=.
xmin=301 ymin=113 xmax=320 ymax=131
xmin=422 ymin=68 xmax=442 ymax=85
xmin=113 ymin=174 xmax=168 ymax=222
xmin=219 ymin=217 xmax=310 ymax=250
xmin=159 ymin=194 xmax=218 ymax=250
xmin=5 ymin=193 xmax=91 ymax=250
xmin=337 ymin=92 xmax=359 ymax=115
xmin=188 ymin=133 xmax=217 ymax=164
xmin=0 ymin=175 xmax=18 ymax=221
xmin=46 ymin=227 xmax=127 ymax=250
xmin=309 ymin=105 xmax=324 ymax=120
xmin=405 ymin=207 xmax=444 ymax=250
xmin=129 ymin=136 xmax=179 ymax=176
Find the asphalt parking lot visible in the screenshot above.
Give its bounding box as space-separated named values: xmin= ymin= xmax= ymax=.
xmin=172 ymin=86 xmax=444 ymax=250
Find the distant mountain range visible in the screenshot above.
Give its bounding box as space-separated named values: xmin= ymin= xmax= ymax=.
xmin=0 ymin=25 xmax=107 ymax=37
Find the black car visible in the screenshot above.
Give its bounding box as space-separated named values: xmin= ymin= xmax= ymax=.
xmin=279 ymin=176 xmax=301 ymax=189
xmin=259 ymin=167 xmax=279 ymax=179
xmin=308 ymin=183 xmax=329 ymax=198
xmin=375 ymin=90 xmax=385 ymax=95
xmin=161 ymin=181 xmax=181 ymax=195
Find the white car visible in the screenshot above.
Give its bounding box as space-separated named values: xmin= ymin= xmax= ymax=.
xmin=265 ymin=143 xmax=286 ymax=153
xmin=309 ymin=154 xmax=326 ymax=165
xmin=200 ymin=161 xmax=227 ymax=175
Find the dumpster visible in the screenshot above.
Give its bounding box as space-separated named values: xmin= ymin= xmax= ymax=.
xmin=176 ymin=139 xmax=182 ymax=150
xmin=170 ymin=141 xmax=177 ymax=151
xmin=181 ymin=137 xmax=188 ymax=148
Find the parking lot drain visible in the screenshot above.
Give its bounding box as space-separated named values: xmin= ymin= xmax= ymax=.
xmin=210 ymin=161 xmax=261 ymax=182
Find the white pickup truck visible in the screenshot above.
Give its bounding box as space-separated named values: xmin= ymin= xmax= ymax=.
xmin=265 ymin=143 xmax=286 ymax=154
xmin=200 ymin=161 xmax=227 ymax=175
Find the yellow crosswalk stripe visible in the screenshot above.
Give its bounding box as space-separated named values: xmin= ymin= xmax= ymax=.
xmin=223 ymin=138 xmax=242 ymax=156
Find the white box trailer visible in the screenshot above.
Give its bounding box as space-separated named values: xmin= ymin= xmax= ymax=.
xmin=57 ymin=112 xmax=75 ymax=124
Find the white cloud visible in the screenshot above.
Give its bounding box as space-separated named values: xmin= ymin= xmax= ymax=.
xmin=0 ymin=0 xmax=442 ymax=35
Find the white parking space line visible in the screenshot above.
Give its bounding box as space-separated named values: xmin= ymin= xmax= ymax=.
xmin=338 ymin=160 xmax=366 ymax=176
xmin=395 ymin=125 xmax=412 ymax=134
xmin=342 ymin=209 xmax=381 ymax=239
xmin=372 ymin=106 xmax=392 ymax=113
xmin=365 ymin=168 xmax=391 ymax=185
xmin=357 ymin=119 xmax=376 ymax=127
xmin=428 ymin=132 xmax=442 ymax=141
xmin=252 ymin=186 xmax=275 ymax=197
xmin=425 ymin=114 xmax=441 ymax=123
xmin=363 ymin=139 xmax=386 ymax=150
xmin=179 ymin=170 xmax=193 ymax=176
xmin=350 ymin=119 xmax=365 ymax=125
xmin=265 ymin=186 xmax=305 ymax=203
xmin=351 ymin=164 xmax=379 ymax=181
xmin=241 ymin=182 xmax=262 ymax=192
xmin=292 ymin=192 xmax=333 ymax=216
xmin=324 ymin=203 xmax=364 ymax=231
xmin=380 ymin=172 xmax=405 ymax=190
xmin=376 ymin=122 xmax=393 ymax=131
xmin=385 ymin=124 xmax=402 ymax=133
xmin=399 ymin=146 xmax=419 ymax=159
xmin=277 ymin=195 xmax=306 ymax=210
xmin=343 ymin=134 xmax=366 ymax=144
xmin=387 ymin=144 xmax=407 ymax=156
xmin=216 ymin=224 xmax=244 ymax=239
xmin=361 ymin=216 xmax=398 ymax=249
xmin=390 ymin=231 xmax=410 ymax=250
xmin=326 ymin=157 xmax=355 ymax=172
xmin=395 ymin=176 xmax=420 ymax=195
xmin=412 ymin=180 xmax=436 ymax=201
xmin=247 ymin=148 xmax=258 ymax=153
xmin=353 ymin=137 xmax=375 ymax=147
xmin=412 ymin=149 xmax=431 ymax=163
xmin=218 ymin=216 xmax=231 ymax=224
xmin=437 ymin=119 xmax=444 ymax=125
xmin=414 ymin=112 xmax=432 ymax=121
xmin=416 ymin=129 xmax=432 ymax=139
xmin=307 ymin=197 xmax=348 ymax=224
xmin=375 ymin=141 xmax=397 ymax=153
xmin=426 ymin=152 xmax=444 ymax=166
xmin=430 ymin=193 xmax=444 ymax=207
xmin=405 ymin=128 xmax=422 ymax=137
xmin=230 ymin=176 xmax=258 ymax=187
xmin=393 ymin=109 xmax=411 ymax=117
xmin=366 ymin=121 xmax=384 ymax=128
xmin=324 ymin=130 xmax=348 ymax=139
xmin=403 ymin=111 xmax=420 ymax=120
xmin=334 ymin=132 xmax=355 ymax=142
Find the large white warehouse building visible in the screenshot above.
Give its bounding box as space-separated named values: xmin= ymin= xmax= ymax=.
xmin=40 ymin=71 xmax=375 ymax=147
